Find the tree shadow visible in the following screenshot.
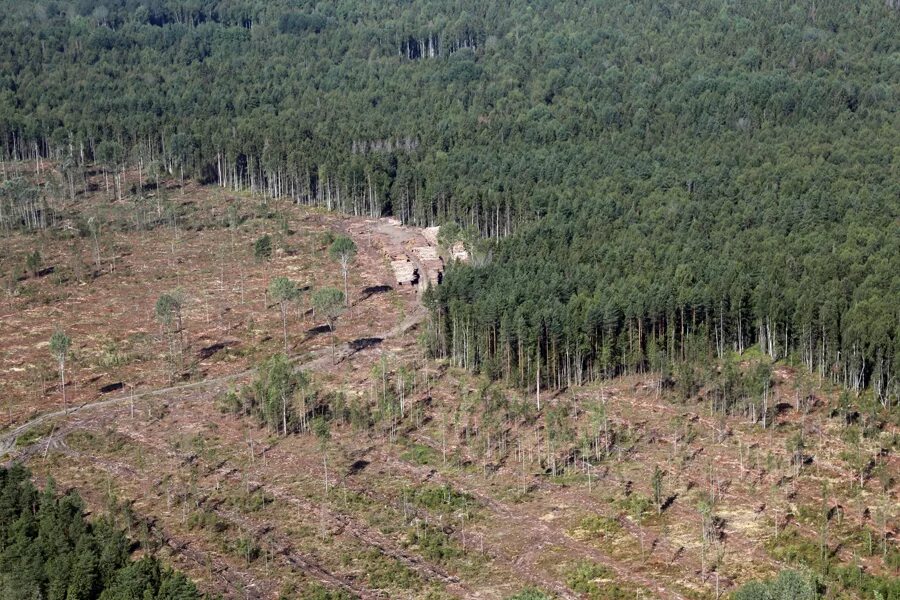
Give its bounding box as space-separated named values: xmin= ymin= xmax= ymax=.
xmin=198 ymin=341 xmax=235 ymax=360
xmin=348 ymin=337 xmax=383 ymax=354
xmin=661 ymin=493 xmax=678 ymax=512
xmin=99 ymin=382 xmax=124 ymax=394
xmin=356 ymin=284 xmax=393 ymax=304
xmin=346 ymin=459 xmax=370 ymax=476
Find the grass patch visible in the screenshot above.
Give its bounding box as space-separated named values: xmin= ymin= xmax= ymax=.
xmin=400 ymin=442 xmax=438 ymax=466
xmin=408 ymin=483 xmax=476 ymax=517
xmin=616 ymin=493 xmax=655 ymax=524
xmin=224 ymin=488 xmax=273 ymax=513
xmin=342 ymin=548 xmax=422 ymax=591
xmin=65 ymin=428 xmax=129 ymax=453
xmin=300 ymin=584 xmax=353 ymax=600
xmin=765 ymin=526 xmax=900 ymax=599
xmin=571 ymin=514 xmax=622 ymax=541
xmin=404 ymin=524 xmax=463 ymax=564
xmin=187 ymin=508 xmax=230 ymax=534
xmin=566 ymin=561 xmax=643 ymax=599
xmin=227 ymin=534 xmax=261 ymax=564
xmin=507 ymin=588 xmax=552 ymax=600
xmin=16 ymin=421 xmax=56 ymax=448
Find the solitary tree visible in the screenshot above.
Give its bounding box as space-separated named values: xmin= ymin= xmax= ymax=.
xmin=312 ymin=287 xmax=344 ymax=364
xmin=268 ymin=277 xmax=298 ymax=351
xmin=329 ymin=236 xmax=357 ymax=307
xmin=652 ymin=465 xmax=664 ymax=515
xmin=312 ymin=415 xmax=331 ymax=494
xmin=25 ymin=250 xmax=41 ymax=278
xmin=155 ymin=290 xmax=185 ymax=375
xmin=49 ymin=329 xmax=71 ymax=413
xmin=87 ymin=216 xmax=101 ymax=273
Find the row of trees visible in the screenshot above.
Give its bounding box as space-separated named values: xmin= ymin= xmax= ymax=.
xmin=427 ymin=193 xmax=898 ymax=407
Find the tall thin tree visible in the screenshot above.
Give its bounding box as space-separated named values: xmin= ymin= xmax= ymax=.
xmin=329 ymin=236 xmax=356 ymax=307
xmin=49 ymin=329 xmax=71 ymax=414
xmin=268 ymin=277 xmax=298 ymax=351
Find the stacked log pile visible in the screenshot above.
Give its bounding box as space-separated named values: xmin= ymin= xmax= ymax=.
xmin=391 ymin=256 xmax=419 ymax=286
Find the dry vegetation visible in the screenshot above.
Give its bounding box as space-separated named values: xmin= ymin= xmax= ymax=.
xmin=1 ymin=165 xmax=897 ymax=599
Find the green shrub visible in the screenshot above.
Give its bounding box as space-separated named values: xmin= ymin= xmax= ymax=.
xmin=254 ymin=234 xmax=273 ymax=261
xmin=731 ymin=570 xmax=817 ymax=600
xmin=566 ymin=561 xmax=634 ymax=599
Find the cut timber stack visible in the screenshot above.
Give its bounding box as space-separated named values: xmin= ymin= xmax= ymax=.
xmin=411 ymin=246 xmax=436 ymax=261
xmin=410 ymin=245 xmax=443 ymax=289
xmin=364 ymin=217 xmax=444 ymax=290
xmin=391 ymin=256 xmax=419 ymax=286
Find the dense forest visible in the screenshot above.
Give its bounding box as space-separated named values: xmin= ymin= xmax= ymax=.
xmin=0 ymin=465 xmax=203 ymax=599
xmin=0 ymin=0 xmax=897 ymax=405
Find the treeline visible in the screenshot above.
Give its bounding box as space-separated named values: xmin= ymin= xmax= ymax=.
xmin=427 ymin=137 xmax=899 ymax=408
xmin=0 ymin=464 xmax=204 ymax=599
xmin=0 ymin=0 xmax=897 ymax=402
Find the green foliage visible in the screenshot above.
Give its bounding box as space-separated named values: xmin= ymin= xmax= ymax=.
xmin=311 ymin=414 xmax=330 ymax=448
xmin=328 ymin=236 xmax=357 ymax=263
xmin=731 ymin=570 xmax=817 ymax=600
xmin=352 ymin=549 xmax=421 ymax=591
xmin=268 ymin=276 xmax=298 ymax=304
xmin=229 ymin=535 xmax=261 ymax=564
xmin=651 ymin=466 xmax=664 ymax=514
xmin=25 ymin=249 xmax=41 ymax=277
xmin=312 ymin=287 xmax=344 ymax=322
xmin=299 ymin=583 xmax=353 ymax=600
xmin=565 ymin=562 xmax=634 ymax=599
xmin=0 ymin=465 xmax=203 ymax=600
xmin=436 ymin=223 xmax=463 ymax=251
xmin=764 ymin=527 xmax=900 ymax=598
xmin=187 ymin=509 xmax=229 ymax=534
xmin=49 ymin=328 xmax=71 ymax=363
xmin=506 ymin=589 xmax=552 ymax=600
xmin=253 ymin=235 xmax=273 ymax=262
xmin=154 ymin=290 xmax=184 ymax=327
xmin=15 ymin=420 xmax=55 ymax=448
xmin=404 ymin=525 xmax=461 ymax=564
xmin=618 ymin=493 xmax=652 ymax=524
xmin=576 ymin=515 xmax=622 ymax=540
xmin=407 ymin=484 xmax=475 ymax=516
xmin=400 ymin=443 xmax=439 ymax=466
xmin=0 ymin=178 xmax=47 ymax=232
xmin=238 ymin=353 xmax=310 ymax=433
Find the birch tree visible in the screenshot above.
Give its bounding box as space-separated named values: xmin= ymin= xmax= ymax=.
xmin=49 ymin=329 xmax=71 ymax=414
xmin=312 ymin=287 xmax=345 ymax=364
xmin=268 ymin=276 xmax=298 ymax=351
xmin=329 ymin=236 xmax=356 ymax=307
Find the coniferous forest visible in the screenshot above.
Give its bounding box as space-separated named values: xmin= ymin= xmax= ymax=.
xmin=0 ymin=465 xmax=203 ymax=599
xmin=0 ymin=0 xmax=898 ymax=407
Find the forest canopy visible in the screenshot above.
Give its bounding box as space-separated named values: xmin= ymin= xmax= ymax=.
xmin=0 ymin=0 xmax=898 ymax=404
xmin=0 ymin=464 xmax=204 ymax=599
